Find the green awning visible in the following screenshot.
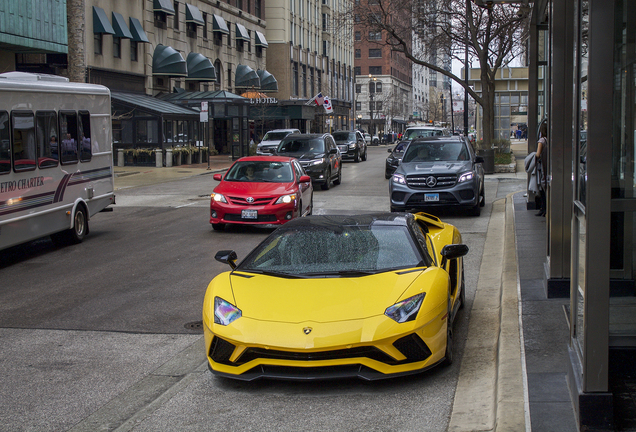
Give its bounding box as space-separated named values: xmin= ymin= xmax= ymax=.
xmin=129 ymin=17 xmax=150 ymax=43
xmin=111 ymin=92 xmax=199 ymax=117
xmin=235 ymin=64 xmax=260 ymax=88
xmin=186 ymin=52 xmax=216 ymax=81
xmin=112 ymin=12 xmax=133 ymax=39
xmin=257 ymin=69 xmax=278 ymax=92
xmin=152 ymin=45 xmax=187 ymax=77
xmin=93 ymin=6 xmax=114 ymax=35
xmin=153 ymin=0 xmax=175 ymax=15
xmin=212 ymin=14 xmax=229 ymax=34
xmin=185 ymin=4 xmax=205 ymax=25
xmin=255 ymin=31 xmax=268 ymax=48
xmin=235 ymin=23 xmax=250 ymax=42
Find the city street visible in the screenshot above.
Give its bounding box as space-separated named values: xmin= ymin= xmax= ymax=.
xmin=0 ymin=146 xmax=526 ymax=431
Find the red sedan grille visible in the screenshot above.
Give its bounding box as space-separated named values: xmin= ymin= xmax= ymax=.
xmin=228 ymin=196 xmax=275 ymax=205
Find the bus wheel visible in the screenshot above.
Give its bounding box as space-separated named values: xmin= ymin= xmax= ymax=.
xmin=69 ymin=206 xmax=88 ymax=244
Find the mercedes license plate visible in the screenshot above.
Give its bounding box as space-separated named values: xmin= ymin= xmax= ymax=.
xmin=425 ymin=193 xmax=439 ymax=202
xmin=242 ymin=209 xmax=258 ymax=219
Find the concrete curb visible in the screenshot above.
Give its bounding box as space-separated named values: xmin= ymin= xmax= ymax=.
xmin=448 ymin=193 xmax=527 ymax=431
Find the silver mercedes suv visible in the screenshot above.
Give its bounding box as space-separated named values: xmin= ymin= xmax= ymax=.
xmin=389 ymin=136 xmax=485 ymax=216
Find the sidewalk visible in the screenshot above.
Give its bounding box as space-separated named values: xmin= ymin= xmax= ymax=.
xmin=113 ymin=154 xmax=232 ymax=190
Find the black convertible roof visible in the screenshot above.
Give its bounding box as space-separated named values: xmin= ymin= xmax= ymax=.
xmin=280 ymin=213 xmax=413 ymax=230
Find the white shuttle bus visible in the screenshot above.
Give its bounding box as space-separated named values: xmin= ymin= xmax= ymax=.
xmin=0 ymin=72 xmax=115 ymax=250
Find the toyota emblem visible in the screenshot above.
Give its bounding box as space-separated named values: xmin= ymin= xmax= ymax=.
xmin=426 ymin=176 xmax=437 ymax=187
xmin=303 ymin=327 xmax=312 ymax=335
xmin=246 ymin=197 xmax=254 ymax=203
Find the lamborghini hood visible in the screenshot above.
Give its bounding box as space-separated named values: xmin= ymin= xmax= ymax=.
xmin=229 ymin=269 xmax=434 ymax=323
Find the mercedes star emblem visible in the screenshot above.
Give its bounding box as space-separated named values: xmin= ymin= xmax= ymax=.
xmin=303 ymin=327 xmax=312 ymax=335
xmin=426 ymin=176 xmax=437 ymax=187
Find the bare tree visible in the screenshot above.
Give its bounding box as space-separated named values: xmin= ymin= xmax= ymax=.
xmin=353 ymin=0 xmax=530 ymax=148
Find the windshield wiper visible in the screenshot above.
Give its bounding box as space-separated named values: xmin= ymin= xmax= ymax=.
xmin=237 ymin=269 xmax=303 ymax=279
xmin=302 ymin=270 xmax=378 ymax=277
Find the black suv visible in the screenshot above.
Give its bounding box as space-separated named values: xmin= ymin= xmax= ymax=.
xmin=275 ymin=133 xmax=342 ymax=190
xmin=389 ymin=136 xmax=485 ymax=216
xmin=332 ymin=130 xmax=367 ymax=162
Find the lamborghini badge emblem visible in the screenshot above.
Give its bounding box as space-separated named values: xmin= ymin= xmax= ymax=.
xmin=303 ymin=327 xmax=312 ymax=335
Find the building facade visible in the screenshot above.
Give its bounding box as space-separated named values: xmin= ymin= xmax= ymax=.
xmin=468 ymin=66 xmax=529 ymax=142
xmin=263 ymin=0 xmax=355 ymax=135
xmin=353 ymin=0 xmax=412 ymax=138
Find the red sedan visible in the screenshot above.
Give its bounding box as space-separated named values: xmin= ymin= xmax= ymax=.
xmin=210 ymin=156 xmax=313 ymax=231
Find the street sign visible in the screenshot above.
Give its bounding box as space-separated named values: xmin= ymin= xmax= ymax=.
xmin=200 ymin=101 xmax=209 ymax=123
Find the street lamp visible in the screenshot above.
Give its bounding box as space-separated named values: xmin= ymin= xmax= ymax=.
xmin=440 ymin=93 xmax=446 ymax=125
xmin=369 ymin=74 xmax=377 ymax=137
xmin=357 ymin=114 xmax=362 ymax=130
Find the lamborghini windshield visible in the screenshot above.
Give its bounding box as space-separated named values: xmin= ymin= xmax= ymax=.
xmin=237 ymin=224 xmax=426 ymax=276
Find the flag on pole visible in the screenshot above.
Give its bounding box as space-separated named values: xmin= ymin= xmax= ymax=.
xmin=305 ymin=92 xmax=325 ymax=106
xmin=323 ymin=96 xmax=333 ymax=113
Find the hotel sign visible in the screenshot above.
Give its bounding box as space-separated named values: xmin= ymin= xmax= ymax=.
xmin=250 ymin=97 xmax=278 ymax=104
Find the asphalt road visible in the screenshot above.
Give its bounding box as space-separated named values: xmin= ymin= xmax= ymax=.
xmin=0 ymin=146 xmax=524 ymax=431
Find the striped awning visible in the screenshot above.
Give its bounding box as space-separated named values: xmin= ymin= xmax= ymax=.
xmin=186 ymin=52 xmax=216 ymax=81
xmin=152 ymin=45 xmax=187 ymax=77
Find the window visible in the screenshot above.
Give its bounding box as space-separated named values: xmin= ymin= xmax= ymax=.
xmin=354 ymin=66 xmax=361 ymax=76
xmin=59 ymin=111 xmax=79 ymax=164
xmin=369 ymin=66 xmax=382 ymax=75
xmin=154 ymin=11 xmax=167 ymax=28
xmin=255 ymin=0 xmax=261 ymax=18
xmin=36 ymin=111 xmax=59 ymax=168
xmin=355 ymin=49 xmax=361 ymax=58
xmin=187 ymin=22 xmax=197 ymax=37
xmin=356 ymin=101 xmax=361 ymax=110
xmin=214 ymin=31 xmax=223 ymax=46
xmin=369 ymin=48 xmax=381 ymax=58
xmin=94 ymin=33 xmax=102 ymax=55
xmin=79 ymin=111 xmax=92 ymax=162
xmin=227 ymin=22 xmax=232 ymax=47
xmin=113 ymin=37 xmax=121 ymax=58
xmin=174 ymin=1 xmax=179 ymax=29
xmin=293 ymin=62 xmax=299 ymax=96
xmin=355 ymin=14 xmax=360 ymax=22
xmin=356 ymin=84 xmax=361 ymax=93
xmin=355 ymin=31 xmax=361 ymax=41
xmin=375 ymin=82 xmax=382 ymax=93
xmin=376 ymin=101 xmax=383 ymax=110
xmin=202 ymin=13 xmax=208 ymax=38
xmin=12 ymin=111 xmax=36 ymax=172
xmin=369 ymin=31 xmax=381 ymax=40
xmin=131 ymin=41 xmax=138 ymax=61
xmin=0 ymin=112 xmax=9 ymax=174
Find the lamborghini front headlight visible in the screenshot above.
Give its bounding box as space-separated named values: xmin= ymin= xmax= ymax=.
xmin=384 ymin=293 xmax=425 ymax=323
xmin=214 ymin=297 xmax=242 ymax=325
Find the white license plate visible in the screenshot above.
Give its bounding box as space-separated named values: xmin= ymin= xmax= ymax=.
xmin=242 ymin=209 xmax=258 ymax=219
xmin=425 ymin=193 xmax=439 ymax=202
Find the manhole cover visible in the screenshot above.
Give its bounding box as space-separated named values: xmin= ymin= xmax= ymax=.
xmin=184 ymin=321 xmax=203 ymax=332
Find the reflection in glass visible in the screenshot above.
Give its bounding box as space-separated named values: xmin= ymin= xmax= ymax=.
xmin=575 ymin=218 xmax=586 ymax=357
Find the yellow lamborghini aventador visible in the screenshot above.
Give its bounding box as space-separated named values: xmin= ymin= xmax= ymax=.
xmin=202 ymin=212 xmax=468 ymax=381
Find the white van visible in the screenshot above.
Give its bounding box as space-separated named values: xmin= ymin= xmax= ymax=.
xmin=256 ymin=129 xmax=300 ymax=155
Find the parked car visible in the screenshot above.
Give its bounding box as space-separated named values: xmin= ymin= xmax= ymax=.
xmin=389 ymin=136 xmax=485 ymax=216
xmin=275 ymin=133 xmax=342 ymax=190
xmin=209 ymin=156 xmax=313 ymax=230
xmin=385 ymin=141 xmax=408 ymax=178
xmin=256 ymin=129 xmax=300 ymax=155
xmin=364 ymin=133 xmax=372 ymax=144
xmin=204 ymin=211 xmax=468 ymax=380
xmin=332 ymin=130 xmax=367 ymax=162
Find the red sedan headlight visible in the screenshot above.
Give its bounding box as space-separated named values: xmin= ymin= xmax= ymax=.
xmin=274 ymin=194 xmax=297 ymax=205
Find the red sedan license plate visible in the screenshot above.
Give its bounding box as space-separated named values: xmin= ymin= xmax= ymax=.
xmin=425 ymin=193 xmax=439 ymax=202
xmin=242 ymin=209 xmax=258 ymax=219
